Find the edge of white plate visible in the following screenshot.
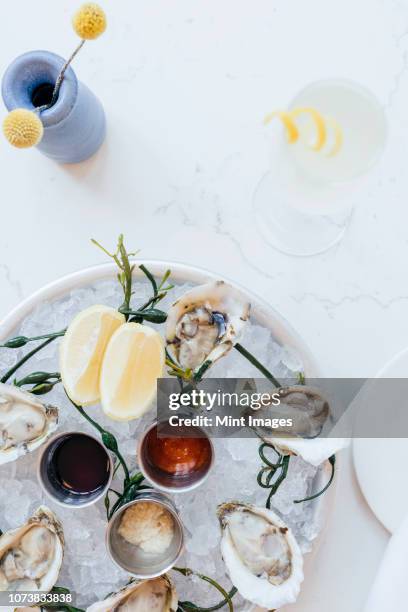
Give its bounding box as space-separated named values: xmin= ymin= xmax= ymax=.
xmin=353 ymin=346 xmax=408 ymax=533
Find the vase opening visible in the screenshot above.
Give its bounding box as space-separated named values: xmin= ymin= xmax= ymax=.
xmin=31 ymin=82 xmax=55 ymax=107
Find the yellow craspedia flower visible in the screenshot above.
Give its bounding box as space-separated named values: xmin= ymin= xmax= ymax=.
xmin=73 ymin=3 xmax=107 ymax=40
xmin=3 ymin=109 xmax=44 ymax=148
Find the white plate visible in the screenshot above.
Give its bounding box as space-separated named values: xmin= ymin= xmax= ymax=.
xmin=353 ymin=347 xmax=408 ymax=533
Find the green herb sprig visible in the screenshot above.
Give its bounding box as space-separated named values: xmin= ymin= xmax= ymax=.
xmin=91 ymin=234 xmax=137 ymax=318
xmin=68 ymin=397 xmax=131 ymax=486
xmin=138 ymin=265 xmax=174 ymax=312
xmin=165 ymin=350 xmax=212 ymax=389
xmin=294 ymin=454 xmax=336 ymax=504
xmin=233 ymin=345 xmax=291 ymax=506
xmin=234 ymin=342 xmax=281 ymax=388
xmin=42 ymin=587 xmax=85 ymax=612
xmin=257 ymin=443 xmax=291 ymax=509
xmin=165 ymin=349 xmax=194 ymax=386
xmin=234 ymin=342 xmax=337 ymax=507
xmin=92 ymin=236 xmax=174 ymax=323
xmin=66 ymin=396 xmax=148 ymax=520
xmin=174 ymin=567 xmax=237 ymax=612
xmin=1 ymin=337 xmax=59 ymax=384
xmin=0 ymin=329 xmax=66 ymax=349
xmin=118 ymin=307 xmax=167 ymax=324
xmin=15 ymin=371 xmax=62 ymax=395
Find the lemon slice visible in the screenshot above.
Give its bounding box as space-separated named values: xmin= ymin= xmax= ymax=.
xmin=60 ymin=305 xmax=125 ymax=406
xmin=264 ymin=111 xmax=299 ymax=143
xmin=100 ymin=323 xmax=165 ymax=421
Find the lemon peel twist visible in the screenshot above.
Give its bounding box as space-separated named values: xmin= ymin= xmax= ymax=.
xmin=264 ymin=111 xmax=299 ymax=143
xmin=290 ymin=107 xmax=327 ymax=151
xmin=73 ymin=3 xmax=107 ymax=40
xmin=264 ymin=107 xmax=343 ymax=156
xmin=325 ymin=116 xmax=343 ymax=157
xmin=3 ymin=109 xmax=44 ymax=148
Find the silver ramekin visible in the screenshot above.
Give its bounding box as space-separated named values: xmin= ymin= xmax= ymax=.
xmin=37 ymin=430 xmax=114 ymax=508
xmin=137 ymin=419 xmax=215 ymax=494
xmin=106 ymin=489 xmax=184 ymax=578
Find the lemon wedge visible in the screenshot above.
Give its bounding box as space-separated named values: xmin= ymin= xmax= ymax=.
xmin=60 ymin=305 xmax=125 ymax=406
xmin=100 ymin=323 xmax=165 ymax=421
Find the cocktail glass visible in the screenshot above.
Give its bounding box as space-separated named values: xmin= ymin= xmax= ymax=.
xmin=253 ymin=79 xmax=387 ymax=257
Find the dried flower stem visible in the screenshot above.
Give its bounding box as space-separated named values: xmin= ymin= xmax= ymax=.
xmin=39 ymin=40 xmax=86 ymax=113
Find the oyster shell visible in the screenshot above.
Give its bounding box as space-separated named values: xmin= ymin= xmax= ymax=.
xmin=250 ymin=385 xmax=349 ymax=466
xmin=166 ymin=281 xmax=250 ymax=372
xmin=0 ymin=383 xmax=58 ymax=465
xmin=0 ymin=506 xmax=64 ymax=593
xmin=217 ymin=502 xmax=303 ymax=609
xmin=87 ymin=576 xmax=178 ymax=612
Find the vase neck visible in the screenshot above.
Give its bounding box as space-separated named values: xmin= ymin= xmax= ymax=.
xmin=1 ymin=50 xmax=78 ymax=127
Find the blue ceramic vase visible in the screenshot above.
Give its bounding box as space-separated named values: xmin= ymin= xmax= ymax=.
xmin=2 ymin=50 xmax=106 ymax=163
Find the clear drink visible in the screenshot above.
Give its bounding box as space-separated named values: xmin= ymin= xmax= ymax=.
xmin=289 ymin=79 xmax=386 ymax=185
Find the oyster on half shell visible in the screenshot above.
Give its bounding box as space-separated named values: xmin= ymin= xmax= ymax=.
xmin=0 ymin=506 xmax=64 ymax=593
xmin=0 ymin=382 xmax=58 ymax=465
xmin=217 ymin=502 xmax=303 ymax=609
xmin=87 ymin=576 xmax=178 ymax=612
xmin=250 ymin=385 xmax=348 ymax=466
xmin=166 ymin=281 xmax=250 ymax=372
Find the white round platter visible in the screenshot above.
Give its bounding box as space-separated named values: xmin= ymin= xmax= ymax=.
xmin=0 ymin=260 xmax=336 ymax=609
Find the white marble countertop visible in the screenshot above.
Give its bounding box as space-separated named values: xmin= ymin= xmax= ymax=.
xmin=2 ymin=0 xmax=408 ymax=608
